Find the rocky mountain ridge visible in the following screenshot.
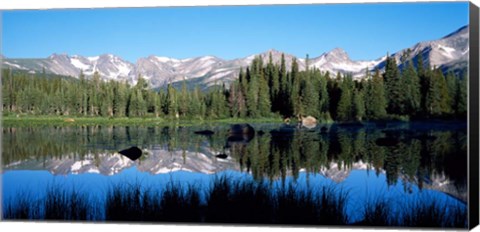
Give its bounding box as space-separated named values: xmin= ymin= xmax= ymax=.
xmin=2 ymin=25 xmax=469 ymax=89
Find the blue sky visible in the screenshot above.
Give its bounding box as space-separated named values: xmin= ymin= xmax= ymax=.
xmin=2 ymin=2 xmax=469 ymax=62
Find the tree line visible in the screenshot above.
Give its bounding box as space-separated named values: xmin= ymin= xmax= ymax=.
xmin=1 ymin=52 xmax=467 ymax=121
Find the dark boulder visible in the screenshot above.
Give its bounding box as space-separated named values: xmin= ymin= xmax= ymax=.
xmin=226 ymin=124 xmax=255 ymax=147
xmin=215 ymin=154 xmax=228 ymax=159
xmin=119 ymin=146 xmax=142 ymax=161
xmin=228 ymin=124 xmax=255 ymax=136
xmin=194 ymin=130 xmax=215 ymax=135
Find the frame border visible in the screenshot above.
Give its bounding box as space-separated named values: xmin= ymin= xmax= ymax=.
xmin=469 ymin=1 xmax=479 ymax=230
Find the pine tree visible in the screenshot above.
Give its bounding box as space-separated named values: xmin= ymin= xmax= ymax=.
xmin=77 ymin=71 xmax=88 ymax=116
xmin=178 ymin=80 xmax=189 ymax=117
xmin=278 ymin=53 xmax=290 ymax=116
xmin=246 ymin=68 xmax=259 ymax=118
xmin=257 ymin=70 xmax=271 ymax=117
xmin=89 ymin=71 xmax=102 ymax=116
xmin=153 ymin=92 xmax=162 ymax=117
xmin=445 ymin=71 xmax=457 ymax=114
xmin=365 ymin=69 xmax=387 ymax=120
xmin=166 ymin=84 xmax=178 ymax=118
xmin=455 ymin=73 xmax=467 ymax=117
xmin=113 ymin=81 xmax=128 ymax=117
xmin=384 ymin=55 xmax=404 ymax=115
xmin=100 ymin=82 xmax=114 ymax=117
xmin=301 ymin=69 xmax=319 ymax=117
xmin=228 ymin=81 xmax=240 ymax=117
xmin=426 ymin=67 xmax=451 ymax=116
xmin=403 ymin=60 xmax=421 ymax=115
xmin=267 ymin=53 xmax=280 ymax=113
xmin=336 ymin=75 xmax=354 ymax=121
xmin=291 ymin=58 xmax=303 ymax=117
xmin=353 ymin=88 xmax=365 ymax=121
xmin=315 ymin=69 xmax=330 ymax=114
xmin=437 ymin=69 xmax=452 ymax=115
xmin=418 ymin=58 xmax=431 ymax=116
xmin=189 ymin=86 xmax=204 ymax=119
xmin=327 ymin=72 xmax=342 ymax=120
xmin=127 ymin=87 xmax=147 ymax=117
xmin=208 ymin=85 xmax=228 ymax=119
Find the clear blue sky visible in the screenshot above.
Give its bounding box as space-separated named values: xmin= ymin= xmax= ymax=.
xmin=2 ymin=2 xmax=469 ymax=62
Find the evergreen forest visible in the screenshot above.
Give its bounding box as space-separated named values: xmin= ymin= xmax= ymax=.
xmin=1 ymin=52 xmax=467 ymax=122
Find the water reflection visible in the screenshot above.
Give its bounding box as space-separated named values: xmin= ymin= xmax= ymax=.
xmin=2 ymin=122 xmax=468 ymax=216
xmin=3 ymin=122 xmax=467 ymax=195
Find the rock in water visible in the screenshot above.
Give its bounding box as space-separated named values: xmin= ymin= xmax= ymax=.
xmin=301 ymin=116 xmax=317 ymax=129
xmin=228 ymin=124 xmax=255 ymax=136
xmin=215 ymin=153 xmax=228 ymax=159
xmin=226 ymin=124 xmax=255 ymax=147
xmin=119 ymin=146 xmax=142 ymax=161
xmin=194 ymin=130 xmax=215 ymax=135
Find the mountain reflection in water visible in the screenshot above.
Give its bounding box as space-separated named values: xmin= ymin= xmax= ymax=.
xmin=1 ymin=122 xmax=468 ymax=224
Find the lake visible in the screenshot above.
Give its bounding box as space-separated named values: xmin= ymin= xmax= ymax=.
xmin=1 ymin=121 xmax=468 ymax=227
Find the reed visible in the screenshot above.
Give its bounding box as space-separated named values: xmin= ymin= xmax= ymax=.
xmin=3 ymin=178 xmax=467 ymax=228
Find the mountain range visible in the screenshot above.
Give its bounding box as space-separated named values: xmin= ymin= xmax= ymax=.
xmin=3 ymin=149 xmax=466 ymax=203
xmin=1 ymin=25 xmax=469 ymax=89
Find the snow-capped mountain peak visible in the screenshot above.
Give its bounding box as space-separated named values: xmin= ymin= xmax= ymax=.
xmin=2 ymin=25 xmax=469 ymax=88
xmin=324 ymin=47 xmax=350 ymax=61
xmin=154 ymin=56 xmax=180 ymax=63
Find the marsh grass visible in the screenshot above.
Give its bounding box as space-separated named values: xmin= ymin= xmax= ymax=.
xmin=275 ymin=184 xmax=349 ymax=225
xmin=359 ymin=198 xmax=396 ymax=226
xmin=399 ymin=196 xmax=467 ymax=228
xmin=159 ymin=182 xmax=202 ymax=222
xmin=43 ymin=185 xmax=97 ymax=220
xmin=204 ymin=177 xmax=349 ymax=224
xmin=3 ymin=178 xmax=467 ymax=227
xmin=3 ymin=185 xmax=98 ymax=221
xmin=205 ymin=176 xmax=274 ymax=223
xmin=357 ymin=194 xmax=467 ymax=228
xmin=105 ymin=182 xmax=154 ymax=221
xmin=105 ymin=182 xmax=202 ymax=222
xmin=3 ymin=192 xmax=42 ymax=220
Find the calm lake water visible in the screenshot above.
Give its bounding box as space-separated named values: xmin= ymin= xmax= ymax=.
xmin=1 ymin=121 xmax=468 ymax=224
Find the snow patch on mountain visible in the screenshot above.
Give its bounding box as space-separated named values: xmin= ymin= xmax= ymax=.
xmin=70 ymin=57 xmax=91 ymax=70
xmin=438 ymin=44 xmax=456 ymax=58
xmin=1 ymin=25 xmax=469 ymax=88
xmin=155 ymin=56 xmax=180 ymax=63
xmin=4 ymin=61 xmax=27 ymax=70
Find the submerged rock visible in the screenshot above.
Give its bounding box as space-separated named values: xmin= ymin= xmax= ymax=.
xmin=215 ymin=154 xmax=228 ymax=159
xmin=226 ymin=124 xmax=255 ymax=147
xmin=118 ymin=146 xmax=143 ymax=161
xmin=228 ymin=124 xmax=255 ymax=136
xmin=194 ymin=130 xmax=215 ymax=135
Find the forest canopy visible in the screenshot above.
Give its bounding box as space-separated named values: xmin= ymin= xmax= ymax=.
xmin=1 ymin=52 xmax=467 ymax=122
